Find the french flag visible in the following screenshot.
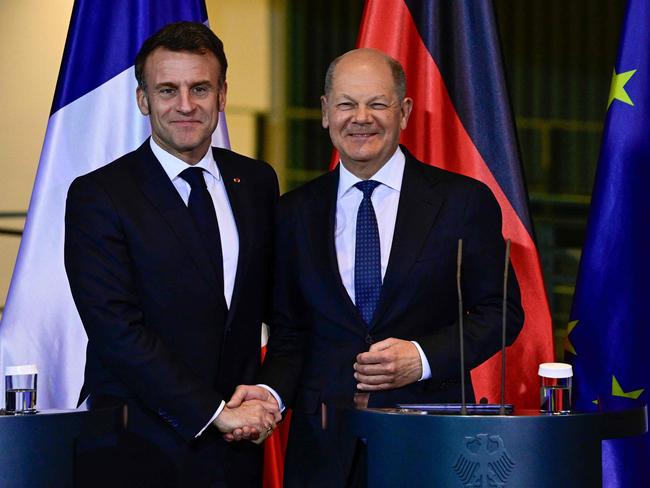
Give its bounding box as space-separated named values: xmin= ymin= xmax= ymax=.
xmin=0 ymin=0 xmax=229 ymax=410
xmin=356 ymin=0 xmax=554 ymax=408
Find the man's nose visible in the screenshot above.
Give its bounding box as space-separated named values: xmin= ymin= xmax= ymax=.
xmin=176 ymin=88 xmax=195 ymax=113
xmin=352 ymin=104 xmax=372 ymax=123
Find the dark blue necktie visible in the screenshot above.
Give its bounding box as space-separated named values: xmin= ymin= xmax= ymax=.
xmin=179 ymin=167 xmax=224 ymax=291
xmin=354 ymin=180 xmax=382 ymax=326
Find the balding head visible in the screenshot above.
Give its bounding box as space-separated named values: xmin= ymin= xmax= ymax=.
xmin=324 ymin=48 xmax=407 ymax=100
xmin=320 ymin=48 xmax=413 ymax=179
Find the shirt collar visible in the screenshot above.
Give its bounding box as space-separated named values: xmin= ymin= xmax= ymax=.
xmin=337 ymin=146 xmax=405 ymax=200
xmin=150 ymin=137 xmax=221 ymax=182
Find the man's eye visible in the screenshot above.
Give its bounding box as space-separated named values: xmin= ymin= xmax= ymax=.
xmin=370 ymin=103 xmax=388 ymax=110
xmin=337 ymin=102 xmax=355 ymax=110
xmin=158 ymin=88 xmax=176 ymax=98
xmin=192 ymin=85 xmax=210 ymax=97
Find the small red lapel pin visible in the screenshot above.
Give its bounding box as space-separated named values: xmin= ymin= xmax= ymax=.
xmin=233 ymin=177 xmax=241 ymax=183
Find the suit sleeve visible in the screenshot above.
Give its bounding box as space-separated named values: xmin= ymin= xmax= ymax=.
xmin=256 ymin=198 xmax=306 ymax=405
xmin=415 ymin=182 xmax=524 ymax=382
xmin=64 ymin=176 xmax=221 ymax=440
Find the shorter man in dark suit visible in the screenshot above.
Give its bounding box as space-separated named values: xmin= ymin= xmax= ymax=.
xmin=228 ymin=49 xmax=524 ymax=487
xmin=65 ymin=22 xmax=280 ymax=487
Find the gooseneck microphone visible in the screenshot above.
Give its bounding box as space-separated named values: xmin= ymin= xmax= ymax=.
xmin=456 ymin=238 xmax=512 ymax=416
xmin=456 ymin=239 xmax=467 ymax=415
xmin=500 ymin=239 xmax=511 ymax=415
xmin=398 ymin=237 xmax=514 ymax=416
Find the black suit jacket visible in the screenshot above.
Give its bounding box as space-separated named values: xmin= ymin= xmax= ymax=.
xmin=65 ymin=140 xmax=278 ymax=486
xmin=258 ymin=147 xmax=524 ymax=487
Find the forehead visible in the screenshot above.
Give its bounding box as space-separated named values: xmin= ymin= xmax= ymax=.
xmin=330 ymin=56 xmax=396 ymax=98
xmin=143 ymin=48 xmax=221 ymax=83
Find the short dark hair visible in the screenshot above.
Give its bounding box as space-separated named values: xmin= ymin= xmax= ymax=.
xmin=324 ymin=50 xmax=406 ymax=100
xmin=135 ymin=21 xmax=228 ymax=89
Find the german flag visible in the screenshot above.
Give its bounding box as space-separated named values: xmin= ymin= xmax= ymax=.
xmin=354 ymin=0 xmax=554 ymax=409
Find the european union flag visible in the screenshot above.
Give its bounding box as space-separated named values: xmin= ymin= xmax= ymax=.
xmin=568 ymin=0 xmax=650 ymax=486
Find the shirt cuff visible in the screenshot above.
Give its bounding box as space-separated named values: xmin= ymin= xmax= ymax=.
xmin=196 ymin=400 xmax=225 ymax=438
xmin=411 ymin=341 xmax=432 ymax=381
xmin=257 ymin=384 xmax=285 ymax=412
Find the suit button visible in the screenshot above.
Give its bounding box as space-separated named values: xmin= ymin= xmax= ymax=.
xmin=365 ymin=334 xmax=373 ymax=344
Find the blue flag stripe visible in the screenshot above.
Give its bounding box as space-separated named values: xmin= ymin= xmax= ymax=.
xmin=51 ymin=0 xmax=207 ymax=114
xmin=403 ymin=0 xmax=532 ymax=233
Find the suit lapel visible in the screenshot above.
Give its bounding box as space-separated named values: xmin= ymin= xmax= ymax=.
xmin=215 ymin=149 xmax=249 ymax=326
xmin=132 ymin=141 xmax=221 ymax=291
xmin=301 ymin=167 xmax=367 ymax=334
xmin=372 ymin=152 xmax=444 ymax=329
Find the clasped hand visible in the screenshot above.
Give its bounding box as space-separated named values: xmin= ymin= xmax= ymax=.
xmin=354 ymin=337 xmax=423 ymax=391
xmin=214 ymin=385 xmax=281 ymax=443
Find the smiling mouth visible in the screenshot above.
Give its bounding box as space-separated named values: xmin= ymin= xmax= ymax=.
xmin=348 ymin=133 xmax=377 ymax=138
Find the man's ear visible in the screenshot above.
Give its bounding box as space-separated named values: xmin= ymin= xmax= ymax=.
xmin=136 ymin=87 xmax=149 ymax=115
xmin=400 ymin=97 xmax=413 ymax=130
xmin=321 ymin=95 xmax=329 ymax=128
xmin=218 ymin=81 xmax=228 ymax=112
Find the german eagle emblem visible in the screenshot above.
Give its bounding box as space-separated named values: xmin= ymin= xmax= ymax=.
xmin=452 ymin=433 xmax=514 ymax=487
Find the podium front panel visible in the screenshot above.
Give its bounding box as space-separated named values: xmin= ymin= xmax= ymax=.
xmin=347 ymin=407 xmax=646 ymax=488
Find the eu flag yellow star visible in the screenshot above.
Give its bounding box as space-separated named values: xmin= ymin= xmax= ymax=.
xmin=612 ymin=375 xmax=644 ymax=399
xmin=607 ymin=69 xmax=637 ymax=109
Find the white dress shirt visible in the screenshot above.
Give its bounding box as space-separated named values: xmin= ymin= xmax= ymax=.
xmin=335 ymin=147 xmax=431 ymax=381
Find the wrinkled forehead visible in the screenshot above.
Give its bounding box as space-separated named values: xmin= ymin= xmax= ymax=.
xmin=142 ymin=47 xmax=223 ymax=85
xmin=330 ymin=59 xmax=398 ymax=98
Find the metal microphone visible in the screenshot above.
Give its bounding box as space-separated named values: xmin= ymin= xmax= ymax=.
xmin=397 ymin=238 xmax=514 ymax=416
xmin=457 ymin=239 xmax=467 ymax=415
xmin=499 ymin=239 xmax=511 ymax=415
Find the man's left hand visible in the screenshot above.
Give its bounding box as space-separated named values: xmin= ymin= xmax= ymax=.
xmin=222 ymin=385 xmax=281 ymax=442
xmin=354 ymin=338 xmax=422 ymax=391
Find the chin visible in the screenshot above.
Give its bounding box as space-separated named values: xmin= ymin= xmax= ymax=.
xmin=345 ymin=150 xmax=381 ymax=163
xmin=171 ymin=137 xmax=205 ymax=151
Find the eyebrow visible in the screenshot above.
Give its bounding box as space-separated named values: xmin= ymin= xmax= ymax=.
xmin=336 ymin=94 xmax=389 ymax=102
xmin=153 ymin=80 xmax=213 ymax=89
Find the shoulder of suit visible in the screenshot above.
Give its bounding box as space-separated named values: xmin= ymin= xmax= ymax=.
xmin=71 ymin=143 xmax=145 ymax=188
xmin=406 ymin=151 xmax=492 ymax=195
xmin=211 ymin=146 xmax=276 ymax=177
xmin=279 ymin=167 xmax=336 ymax=207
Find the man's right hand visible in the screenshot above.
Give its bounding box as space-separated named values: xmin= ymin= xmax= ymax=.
xmin=213 ymin=399 xmax=279 ymax=440
xmin=227 ymin=384 xmax=279 ymax=409
xmin=221 ymin=385 xmax=282 ymax=442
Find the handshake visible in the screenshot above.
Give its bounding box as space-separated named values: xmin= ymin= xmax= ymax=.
xmin=212 ymin=385 xmax=282 ymax=444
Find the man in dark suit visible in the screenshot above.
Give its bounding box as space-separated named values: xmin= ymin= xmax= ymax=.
xmin=228 ymin=48 xmax=524 ymax=486
xmin=64 ymin=22 xmax=280 ymax=487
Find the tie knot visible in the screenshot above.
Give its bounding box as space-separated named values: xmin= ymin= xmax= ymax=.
xmin=179 ymin=167 xmax=207 ymax=189
xmin=355 ymin=180 xmax=381 ymax=199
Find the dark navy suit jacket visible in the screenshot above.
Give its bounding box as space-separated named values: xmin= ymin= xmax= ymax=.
xmin=258 ymin=146 xmax=524 ymax=487
xmin=65 ymin=140 xmax=278 ymax=486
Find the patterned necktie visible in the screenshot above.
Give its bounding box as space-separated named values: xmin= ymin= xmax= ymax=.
xmin=179 ymin=167 xmax=224 ymax=291
xmin=354 ymin=180 xmax=382 ymax=326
